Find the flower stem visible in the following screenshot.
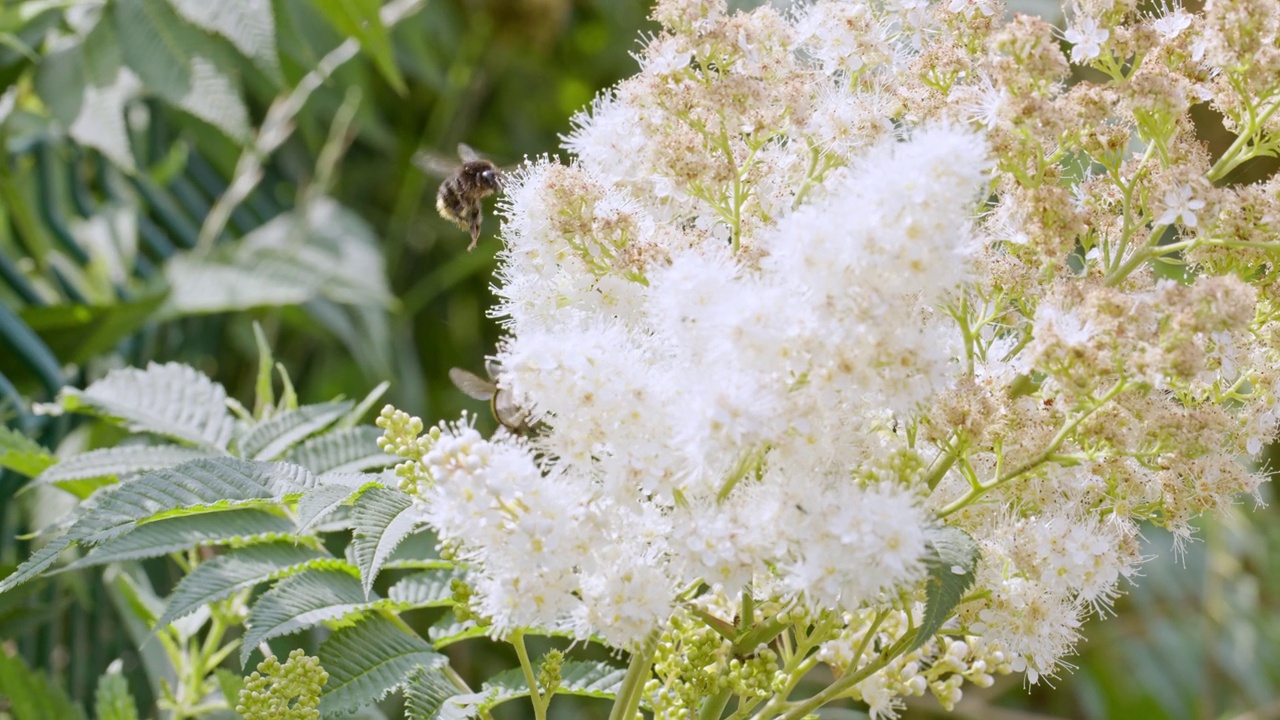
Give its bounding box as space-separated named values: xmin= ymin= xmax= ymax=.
xmin=512 ymin=630 xmax=547 ymax=720
xmin=608 ymin=633 xmax=658 ymax=720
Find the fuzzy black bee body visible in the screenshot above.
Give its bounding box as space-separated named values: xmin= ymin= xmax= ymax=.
xmin=433 ymin=146 xmax=503 ymax=251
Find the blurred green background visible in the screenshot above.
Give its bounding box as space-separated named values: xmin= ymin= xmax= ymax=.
xmin=0 ymin=0 xmax=1276 ymax=718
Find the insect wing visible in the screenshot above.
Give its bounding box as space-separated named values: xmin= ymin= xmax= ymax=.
xmin=449 ymin=367 xmax=497 ymax=401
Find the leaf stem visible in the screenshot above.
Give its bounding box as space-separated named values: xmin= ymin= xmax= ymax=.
xmin=608 ymin=632 xmax=658 ymax=720
xmin=511 ymin=630 xmax=548 ymax=720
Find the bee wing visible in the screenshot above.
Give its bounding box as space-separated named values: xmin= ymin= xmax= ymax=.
xmin=493 ymin=389 xmax=530 ymax=427
xmin=449 ymin=367 xmax=497 ymax=401
xmin=457 ymin=143 xmax=482 ymax=163
xmin=412 ymin=149 xmax=459 ymax=177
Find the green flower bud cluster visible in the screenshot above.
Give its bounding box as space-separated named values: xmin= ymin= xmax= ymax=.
xmin=375 ymin=405 xmax=438 ymax=492
xmin=645 ymin=612 xmax=781 ymax=714
xmin=235 ymin=649 xmax=328 ymax=720
xmin=537 ymin=649 xmax=564 ymax=695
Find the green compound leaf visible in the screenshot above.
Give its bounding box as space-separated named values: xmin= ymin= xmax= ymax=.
xmin=318 ymin=615 xmax=445 ymax=717
xmin=69 ymin=509 xmax=297 ymax=569
xmin=0 ymin=426 xmax=55 ymax=477
xmin=350 ymin=486 xmax=420 ymax=596
xmin=234 ymin=401 xmax=353 ymax=460
xmin=241 ymin=569 xmax=373 ymax=667
xmin=157 ymin=542 xmax=343 ymax=628
xmin=295 ymin=483 xmax=365 ymax=533
xmin=428 ymin=612 xmax=487 ymax=649
xmin=285 ymin=426 xmax=398 ymax=473
xmin=33 ymin=445 xmax=222 ymax=487
xmin=910 ymin=525 xmax=981 ymax=653
xmin=57 ymin=362 xmax=236 ymax=451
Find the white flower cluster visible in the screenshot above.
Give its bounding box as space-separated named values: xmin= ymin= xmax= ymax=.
xmin=383 ymin=0 xmax=1280 ymax=712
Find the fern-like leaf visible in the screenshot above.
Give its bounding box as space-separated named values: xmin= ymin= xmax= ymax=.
xmin=241 ymin=569 xmax=372 ymax=667
xmin=157 ymin=542 xmax=345 ymax=628
xmin=33 ymin=445 xmax=221 ymax=487
xmin=428 ymin=612 xmax=486 ymax=649
xmin=68 ymin=457 xmax=315 ymax=545
xmin=284 ymin=426 xmax=397 ymax=473
xmin=403 ymin=665 xmax=463 ymax=720
xmin=295 ymin=483 xmax=364 ymax=533
xmin=94 ymin=666 xmax=140 ymax=720
xmin=318 ymin=615 xmax=445 ymax=717
xmin=69 ymin=509 xmax=296 ymax=569
xmin=351 ymin=486 xmax=420 ymax=596
xmin=387 ymin=569 xmax=463 ymax=608
xmin=58 ymin=362 xmax=235 ymax=450
xmin=234 ymin=401 xmax=352 ymax=460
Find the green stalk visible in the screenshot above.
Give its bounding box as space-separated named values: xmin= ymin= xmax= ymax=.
xmin=608 ymin=633 xmax=659 ymax=720
xmin=511 ymin=631 xmax=547 ymax=720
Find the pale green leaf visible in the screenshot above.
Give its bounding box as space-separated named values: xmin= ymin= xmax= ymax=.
xmin=911 ymin=525 xmax=981 ymax=653
xmin=69 ymin=509 xmax=296 ymax=569
xmin=0 ymin=536 xmax=74 ymax=595
xmin=162 ymin=256 xmax=316 ymax=316
xmin=235 ymin=401 xmax=353 ymax=460
xmin=157 ymin=542 xmax=341 ymax=628
xmin=0 ymin=426 xmax=55 ymax=477
xmin=33 ymin=445 xmax=221 ymax=487
xmin=94 ymin=667 xmax=139 ymax=720
xmin=59 ymin=362 xmax=235 ymax=450
xmin=351 ymin=486 xmax=420 ymax=596
xmin=478 ymin=660 xmax=625 ymax=707
xmin=285 ymin=426 xmax=397 ymax=473
xmin=241 ymin=569 xmax=371 ymax=667
xmin=319 ymin=615 xmax=445 ymax=717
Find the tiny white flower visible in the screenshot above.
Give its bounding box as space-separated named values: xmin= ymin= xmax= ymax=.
xmin=1152 ymin=8 xmax=1192 ymax=40
xmin=1064 ymin=16 xmax=1109 ymax=64
xmin=1156 ymin=185 xmax=1206 ymax=227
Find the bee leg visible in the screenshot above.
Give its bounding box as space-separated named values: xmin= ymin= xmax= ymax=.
xmin=467 ymin=224 xmax=480 ymax=252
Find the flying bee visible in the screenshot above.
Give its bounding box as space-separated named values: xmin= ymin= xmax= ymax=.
xmin=448 ymin=359 xmax=534 ymax=434
xmin=415 ymin=143 xmax=504 ymax=251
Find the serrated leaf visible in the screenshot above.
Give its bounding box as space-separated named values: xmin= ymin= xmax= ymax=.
xmin=59 ymin=362 xmax=235 ymax=450
xmin=34 ymin=445 xmax=220 ymax=487
xmin=295 ymin=483 xmax=363 ymax=533
xmin=387 ymin=569 xmax=462 ymax=608
xmin=319 ymin=615 xmax=445 ymax=717
xmin=167 ymin=0 xmax=279 ymax=78
xmin=241 ymin=569 xmax=371 ymax=667
xmin=428 ymin=612 xmax=486 ymax=649
xmin=0 ymin=646 xmax=87 ymax=720
xmin=94 ymin=667 xmax=140 ymax=720
xmin=285 ymin=426 xmax=397 ymax=473
xmin=0 ymin=426 xmax=55 ymax=477
xmin=235 ymin=401 xmax=353 ymax=460
xmin=157 ymin=542 xmax=339 ymax=628
xmin=0 ymin=536 xmax=74 ymax=595
xmin=403 ymin=665 xmax=462 ymax=720
xmin=351 ymin=486 xmax=419 ymax=596
xmin=910 ymin=525 xmax=980 ymax=653
xmin=479 ymin=660 xmax=625 ymax=706
xmin=112 ymin=0 xmax=249 ymax=140
xmin=67 ymin=457 xmax=315 ymax=546
xmin=70 ymin=509 xmax=296 ymax=569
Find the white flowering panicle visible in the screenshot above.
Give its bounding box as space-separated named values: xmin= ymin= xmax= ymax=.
xmin=382 ymin=0 xmax=1280 ymax=715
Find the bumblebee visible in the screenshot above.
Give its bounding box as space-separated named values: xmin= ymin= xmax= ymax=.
xmin=417 ymin=143 xmax=503 ymax=251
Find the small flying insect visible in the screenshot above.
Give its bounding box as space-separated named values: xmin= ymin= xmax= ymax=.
xmin=415 ymin=143 xmax=504 ymax=251
xmin=449 ymin=359 xmax=534 ymax=434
